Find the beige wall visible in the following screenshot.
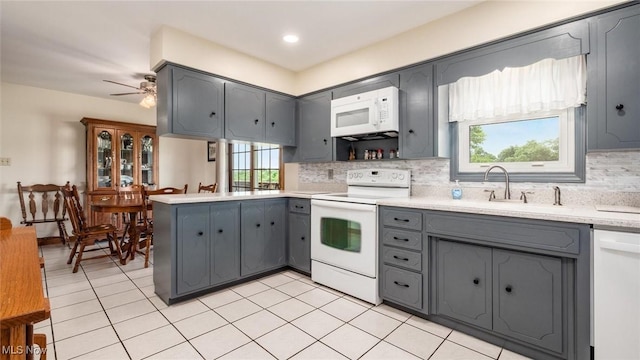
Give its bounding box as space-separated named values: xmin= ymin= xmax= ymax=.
xmin=0 ymin=83 xmax=215 ymax=235
xmin=151 ymin=1 xmax=624 ymax=96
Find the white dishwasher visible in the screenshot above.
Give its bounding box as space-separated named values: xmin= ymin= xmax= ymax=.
xmin=594 ymin=229 xmax=640 ymax=359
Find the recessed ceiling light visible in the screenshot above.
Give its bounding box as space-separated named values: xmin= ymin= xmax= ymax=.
xmin=283 ymin=34 xmax=299 ymax=43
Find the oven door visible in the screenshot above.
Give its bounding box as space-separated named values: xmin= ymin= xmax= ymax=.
xmin=311 ymin=199 xmax=377 ymax=277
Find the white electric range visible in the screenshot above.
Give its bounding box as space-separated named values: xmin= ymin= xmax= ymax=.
xmin=310 ymin=168 xmax=411 ymax=304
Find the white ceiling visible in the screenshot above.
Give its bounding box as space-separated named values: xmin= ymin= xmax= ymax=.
xmin=1 ymin=1 xmax=480 ymax=103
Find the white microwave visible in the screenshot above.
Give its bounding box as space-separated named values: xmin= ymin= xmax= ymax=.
xmin=330 ymin=86 xmax=399 ymax=139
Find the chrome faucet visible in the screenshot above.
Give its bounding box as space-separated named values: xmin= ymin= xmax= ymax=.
xmin=483 ymin=165 xmax=511 ymax=200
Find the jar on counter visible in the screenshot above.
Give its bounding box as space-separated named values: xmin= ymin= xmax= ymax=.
xmin=389 ymin=149 xmax=396 ymax=159
xmin=377 ymin=149 xmax=383 ymax=159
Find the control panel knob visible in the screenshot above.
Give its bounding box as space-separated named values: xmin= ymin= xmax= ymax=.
xmin=398 ymin=174 xmax=405 ymax=180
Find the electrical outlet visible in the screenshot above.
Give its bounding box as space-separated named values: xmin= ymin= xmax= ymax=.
xmin=328 ymin=169 xmax=334 ymax=180
xmin=0 ymin=157 xmax=10 ymax=166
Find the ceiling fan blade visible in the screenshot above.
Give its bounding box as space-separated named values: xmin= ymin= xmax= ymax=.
xmin=103 ymin=79 xmax=140 ymax=90
xmin=110 ymin=92 xmax=144 ymax=96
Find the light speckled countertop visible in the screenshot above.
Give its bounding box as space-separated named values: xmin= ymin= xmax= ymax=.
xmin=150 ymin=191 xmax=640 ymax=231
xmin=149 ymin=190 xmax=326 ymax=204
xmin=377 ymin=197 xmax=640 ymax=230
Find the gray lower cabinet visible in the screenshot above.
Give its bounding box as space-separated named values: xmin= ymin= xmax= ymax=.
xmin=156 ymin=65 xmax=225 ymax=139
xmin=399 ymin=63 xmax=435 ymax=159
xmin=176 ymin=205 xmax=211 ymax=295
xmin=297 ymin=91 xmax=333 ymax=162
xmin=436 ymin=240 xmax=492 ymax=330
xmin=435 ymin=240 xmax=563 ymax=353
xmin=241 ymin=199 xmax=286 ymax=277
xmin=210 ymin=203 xmax=241 ymax=285
xmin=492 ymin=249 xmax=563 ymax=353
xmin=288 ymin=212 xmax=310 ymax=273
xmin=379 ymin=207 xmax=427 ymax=313
xmin=379 ymin=206 xmax=590 ymax=360
xmin=175 ymin=202 xmax=240 ymax=296
xmin=587 ymin=4 xmax=640 ymax=150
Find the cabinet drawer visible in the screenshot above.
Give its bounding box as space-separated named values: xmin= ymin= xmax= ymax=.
xmin=382 ymin=228 xmax=422 ymax=251
xmin=426 ymin=211 xmax=585 ymax=255
xmin=381 ymin=208 xmax=422 ymax=231
xmin=382 ymin=247 xmax=421 ymax=272
xmin=381 ymin=265 xmax=422 ymax=310
xmin=289 ymin=199 xmax=310 ymax=214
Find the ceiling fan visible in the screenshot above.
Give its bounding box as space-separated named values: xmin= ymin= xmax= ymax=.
xmin=103 ymin=74 xmax=157 ymax=108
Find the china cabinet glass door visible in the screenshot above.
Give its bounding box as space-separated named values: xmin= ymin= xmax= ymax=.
xmin=140 ymin=135 xmax=154 ymax=186
xmin=119 ymin=132 xmax=136 ymax=187
xmin=96 ymin=129 xmax=115 ymax=189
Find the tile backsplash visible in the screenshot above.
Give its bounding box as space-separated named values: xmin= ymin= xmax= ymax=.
xmin=297 ymin=151 xmax=640 ymax=206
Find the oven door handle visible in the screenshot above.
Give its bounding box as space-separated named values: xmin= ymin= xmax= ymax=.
xmin=311 ymin=199 xmax=376 ymax=212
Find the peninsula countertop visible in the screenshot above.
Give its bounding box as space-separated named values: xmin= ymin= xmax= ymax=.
xmin=148 ymin=190 xmax=325 ymax=204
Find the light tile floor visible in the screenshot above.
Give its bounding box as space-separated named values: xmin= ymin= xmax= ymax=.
xmin=36 ymin=243 xmax=532 ymax=360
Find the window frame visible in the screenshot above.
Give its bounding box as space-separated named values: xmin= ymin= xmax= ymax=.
xmin=450 ymin=106 xmax=586 ymax=183
xmin=228 ymin=143 xmax=283 ymax=192
xmin=458 ymin=109 xmax=575 ymax=173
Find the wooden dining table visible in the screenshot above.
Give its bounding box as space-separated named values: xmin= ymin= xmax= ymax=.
xmin=1 ymin=227 xmax=49 ymax=360
xmin=90 ymin=197 xmax=147 ymax=262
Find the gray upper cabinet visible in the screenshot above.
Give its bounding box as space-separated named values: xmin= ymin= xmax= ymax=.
xmin=399 ymin=64 xmax=434 ymax=159
xmin=587 ymin=4 xmax=640 ymax=150
xmin=225 ymin=82 xmax=266 ymax=142
xmin=266 ymin=93 xmax=296 ymax=146
xmin=297 ymin=91 xmax=333 ymax=162
xmin=332 ymin=73 xmax=400 ymax=99
xmin=176 ymin=205 xmax=211 ymax=295
xmin=435 ymin=20 xmax=589 ymax=86
xmin=210 ymin=202 xmax=241 ymax=286
xmin=492 ymin=249 xmax=563 ymax=353
xmin=436 ymin=240 xmax=492 ymax=330
xmin=157 ymin=65 xmax=225 ymax=139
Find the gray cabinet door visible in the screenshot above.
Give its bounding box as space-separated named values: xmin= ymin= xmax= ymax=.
xmin=241 ymin=201 xmax=266 ymax=276
xmin=264 ymin=200 xmax=287 ymax=269
xmin=492 ymin=249 xmax=563 ymax=353
xmin=298 ymin=91 xmax=333 ymax=162
xmin=288 ymin=212 xmax=310 ymax=273
xmin=170 ymin=67 xmax=225 ymax=139
xmin=266 ymin=93 xmax=296 ymax=146
xmin=225 ymin=82 xmax=265 ymax=142
xmin=210 ymin=202 xmax=241 ymax=286
xmin=436 ymin=240 xmax=492 ymax=330
xmin=381 ymin=265 xmax=423 ymax=310
xmin=332 ymin=74 xmax=400 ymax=99
xmin=176 ymin=205 xmax=210 ymax=295
xmin=399 ymin=64 xmax=434 ymax=159
xmin=588 ymin=5 xmax=640 ymax=150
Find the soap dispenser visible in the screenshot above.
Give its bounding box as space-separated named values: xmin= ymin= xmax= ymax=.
xmin=452 ymin=180 xmax=463 ymax=200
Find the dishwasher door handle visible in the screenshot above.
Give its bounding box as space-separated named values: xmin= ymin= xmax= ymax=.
xmin=599 ymin=238 xmax=640 ymax=254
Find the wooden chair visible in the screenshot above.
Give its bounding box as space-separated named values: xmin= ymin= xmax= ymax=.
xmin=198 ymin=182 xmax=218 ymax=193
xmin=17 ymin=181 xmax=70 ymax=245
xmin=137 ymin=184 xmax=188 ymax=267
xmin=62 ymin=184 xmax=123 ymax=273
xmin=0 ymin=217 xmax=12 ymax=230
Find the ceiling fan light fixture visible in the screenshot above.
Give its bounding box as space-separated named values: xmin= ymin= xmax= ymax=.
xmin=283 ymin=34 xmax=299 ymax=43
xmin=139 ymin=94 xmax=156 ymax=109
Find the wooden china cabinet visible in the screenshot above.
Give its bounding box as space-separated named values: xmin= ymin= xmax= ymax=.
xmin=81 ymin=118 xmax=159 ymax=226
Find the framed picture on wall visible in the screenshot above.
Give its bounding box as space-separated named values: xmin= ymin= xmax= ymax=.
xmin=207 ymin=141 xmax=216 ymax=162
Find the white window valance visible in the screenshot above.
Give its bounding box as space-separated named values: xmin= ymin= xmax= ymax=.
xmin=448 ymin=55 xmax=586 ymax=122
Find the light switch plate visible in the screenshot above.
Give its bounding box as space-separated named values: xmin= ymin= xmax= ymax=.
xmin=0 ymin=157 xmax=10 ymax=166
